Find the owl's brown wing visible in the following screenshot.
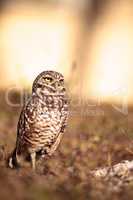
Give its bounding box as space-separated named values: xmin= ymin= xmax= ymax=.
xmin=60 ymin=98 xmax=69 ymax=133
xmin=15 ymin=96 xmax=38 ymax=152
xmin=48 ymin=99 xmax=69 ymax=156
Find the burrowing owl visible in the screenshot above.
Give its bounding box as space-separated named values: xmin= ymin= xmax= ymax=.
xmin=9 ymin=71 xmax=69 ymax=170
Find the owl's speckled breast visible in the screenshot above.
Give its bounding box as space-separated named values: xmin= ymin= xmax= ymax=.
xmin=23 ymin=94 xmax=68 ymax=153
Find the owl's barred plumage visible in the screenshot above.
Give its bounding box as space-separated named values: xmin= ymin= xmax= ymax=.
xmin=8 ymin=71 xmax=69 ymax=170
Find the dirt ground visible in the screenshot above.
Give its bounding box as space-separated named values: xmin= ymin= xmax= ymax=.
xmin=0 ymin=90 xmax=132 ymax=200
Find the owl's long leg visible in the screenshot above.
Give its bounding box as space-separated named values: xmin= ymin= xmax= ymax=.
xmin=49 ymin=132 xmax=64 ymax=156
xmin=30 ymin=152 xmax=36 ymax=170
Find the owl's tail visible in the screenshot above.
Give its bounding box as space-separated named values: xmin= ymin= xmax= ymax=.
xmin=8 ymin=148 xmax=20 ymax=169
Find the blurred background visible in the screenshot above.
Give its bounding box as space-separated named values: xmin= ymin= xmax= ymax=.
xmin=0 ymin=0 xmax=133 ymax=103
xmin=0 ymin=1 xmax=133 ymax=200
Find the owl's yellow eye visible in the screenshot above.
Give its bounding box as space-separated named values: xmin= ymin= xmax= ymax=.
xmin=43 ymin=77 xmax=53 ymax=82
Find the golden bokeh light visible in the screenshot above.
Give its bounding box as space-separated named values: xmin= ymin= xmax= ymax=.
xmin=88 ymin=0 xmax=133 ymax=103
xmin=0 ymin=0 xmax=133 ymax=104
xmin=0 ymin=4 xmax=79 ymax=87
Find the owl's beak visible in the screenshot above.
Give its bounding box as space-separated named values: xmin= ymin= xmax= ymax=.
xmin=55 ymin=81 xmax=64 ymax=92
xmin=55 ymin=82 xmax=60 ymax=90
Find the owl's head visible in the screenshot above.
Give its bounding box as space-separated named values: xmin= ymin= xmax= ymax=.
xmin=32 ymin=71 xmax=66 ymax=96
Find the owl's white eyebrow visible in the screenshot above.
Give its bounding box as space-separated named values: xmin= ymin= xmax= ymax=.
xmin=43 ymin=75 xmax=52 ymax=79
